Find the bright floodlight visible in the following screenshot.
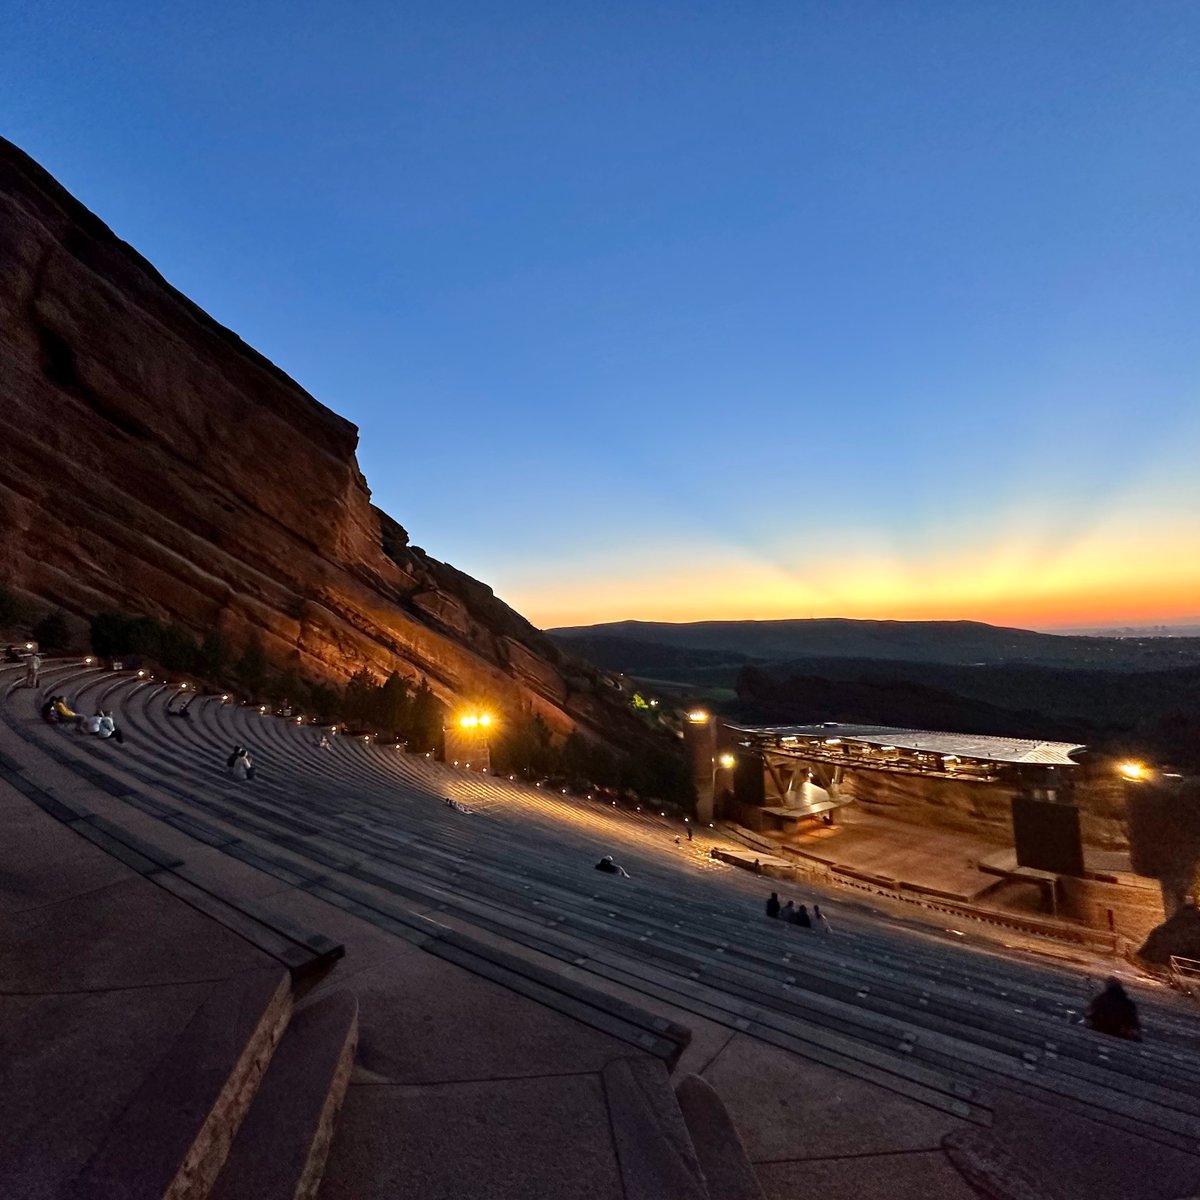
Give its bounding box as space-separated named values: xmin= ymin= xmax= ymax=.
xmin=1119 ymin=761 xmax=1148 ymax=781
xmin=718 ymin=753 xmax=736 ymax=769
xmin=479 ymin=713 xmax=491 ymax=727
xmin=687 ymin=710 xmax=709 ymax=723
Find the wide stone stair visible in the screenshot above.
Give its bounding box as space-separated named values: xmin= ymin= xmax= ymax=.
xmin=1 ymin=660 xmax=766 ymax=1200
xmin=7 ymin=660 xmax=1200 ymax=1198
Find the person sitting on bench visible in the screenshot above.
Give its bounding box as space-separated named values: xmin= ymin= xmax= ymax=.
xmin=97 ymin=710 xmax=125 ymax=744
xmin=595 ymin=854 xmax=630 ymax=877
xmin=227 ymin=745 xmax=255 ymax=781
xmin=1085 ymin=978 xmax=1141 ymax=1041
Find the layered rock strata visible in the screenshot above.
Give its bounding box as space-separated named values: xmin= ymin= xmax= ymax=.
xmin=0 ymin=137 xmax=619 ymax=737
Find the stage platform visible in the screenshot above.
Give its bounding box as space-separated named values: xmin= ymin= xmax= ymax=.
xmin=778 ymin=812 xmax=1004 ymax=903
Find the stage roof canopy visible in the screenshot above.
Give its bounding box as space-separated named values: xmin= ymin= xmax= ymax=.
xmin=726 ymin=722 xmax=1084 ymax=767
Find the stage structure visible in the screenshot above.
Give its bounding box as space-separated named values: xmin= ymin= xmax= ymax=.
xmin=692 ymin=719 xmax=1086 ymax=860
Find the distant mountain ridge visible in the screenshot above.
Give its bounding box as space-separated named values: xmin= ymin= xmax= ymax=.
xmin=549 ymin=618 xmax=1200 ymax=671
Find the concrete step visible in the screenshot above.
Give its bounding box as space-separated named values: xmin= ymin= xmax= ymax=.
xmin=71 ymin=968 xmax=293 ymax=1200
xmin=211 ymin=990 xmax=359 ymax=1200
xmin=675 ymin=1074 xmax=766 ymax=1200
xmin=601 ymin=1058 xmax=708 ymax=1200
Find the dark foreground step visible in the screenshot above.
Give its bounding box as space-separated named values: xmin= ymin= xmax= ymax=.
xmin=211 ymin=990 xmax=359 ymax=1200
xmin=675 ymin=1074 xmax=767 ymax=1200
xmin=602 ymin=1058 xmax=709 ymax=1200
xmin=71 ymin=968 xmax=293 ymax=1200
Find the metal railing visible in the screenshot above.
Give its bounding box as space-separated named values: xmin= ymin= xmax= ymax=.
xmin=1167 ymin=955 xmax=1200 ymax=999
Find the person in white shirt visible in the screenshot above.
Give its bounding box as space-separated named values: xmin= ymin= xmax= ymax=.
xmin=227 ymin=745 xmax=254 ymax=781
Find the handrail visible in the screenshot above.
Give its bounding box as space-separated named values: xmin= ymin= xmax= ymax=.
xmin=1168 ymin=955 xmax=1200 ymax=999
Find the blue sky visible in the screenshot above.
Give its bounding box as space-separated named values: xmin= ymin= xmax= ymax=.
xmin=5 ymin=2 xmax=1199 ymax=628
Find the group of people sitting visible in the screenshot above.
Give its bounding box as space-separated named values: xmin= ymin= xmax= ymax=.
xmin=766 ymin=891 xmax=831 ymax=931
xmin=40 ymin=696 xmax=124 ymax=742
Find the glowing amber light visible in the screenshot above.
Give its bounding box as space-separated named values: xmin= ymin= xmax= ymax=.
xmin=1119 ymin=761 xmax=1148 ymax=782
xmin=458 ymin=711 xmax=493 ymax=729
xmin=687 ymin=710 xmax=709 ymax=723
xmin=718 ymin=753 xmax=736 ymax=769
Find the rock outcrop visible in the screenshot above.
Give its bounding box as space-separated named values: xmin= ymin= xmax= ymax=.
xmin=0 ymin=137 xmax=621 ymax=737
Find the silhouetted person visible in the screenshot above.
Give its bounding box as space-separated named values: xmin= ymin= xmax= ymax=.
xmin=1085 ymin=978 xmax=1141 ymax=1041
xmin=795 ymin=904 xmax=812 ymax=928
xmin=40 ymin=696 xmax=59 ymax=723
xmin=781 ymin=900 xmax=796 ymax=922
xmin=813 ymin=904 xmax=832 ymax=932
xmin=766 ymin=892 xmax=781 ymax=919
xmin=4 ymin=644 xmax=20 ymax=664
xmin=595 ymin=854 xmax=629 ymax=878
xmin=24 ymin=652 xmax=42 ymax=688
xmin=753 ymin=858 xmax=764 ymax=876
xmin=687 ymin=825 xmax=693 ymax=841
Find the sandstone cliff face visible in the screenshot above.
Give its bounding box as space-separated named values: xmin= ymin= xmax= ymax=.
xmin=0 ymin=137 xmax=617 ymax=736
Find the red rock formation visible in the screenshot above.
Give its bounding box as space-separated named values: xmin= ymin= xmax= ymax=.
xmin=0 ymin=137 xmax=620 ymax=737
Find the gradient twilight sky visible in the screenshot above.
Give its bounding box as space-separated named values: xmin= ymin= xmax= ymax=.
xmin=5 ymin=3 xmax=1199 ymax=631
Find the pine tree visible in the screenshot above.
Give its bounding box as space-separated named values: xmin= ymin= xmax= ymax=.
xmin=235 ymin=634 xmax=268 ymax=694
xmin=32 ymin=611 xmax=71 ymax=653
xmin=376 ymin=671 xmax=412 ymax=738
xmin=407 ymin=678 xmax=444 ymax=753
xmin=343 ymin=667 xmax=378 ymax=727
xmin=196 ymin=628 xmax=232 ymax=682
